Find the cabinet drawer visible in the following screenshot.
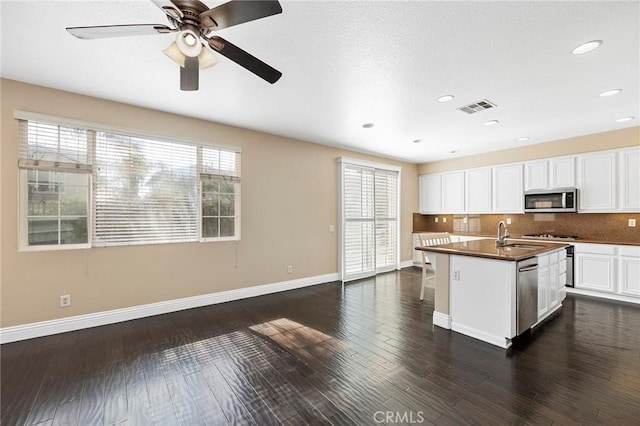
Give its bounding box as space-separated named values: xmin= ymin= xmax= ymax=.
xmin=549 ymin=251 xmax=559 ymax=264
xmin=558 ymin=259 xmax=567 ymax=274
xmin=620 ymin=246 xmax=640 ymax=258
xmin=559 ymin=272 xmax=567 ymax=287
xmin=574 ymin=243 xmax=617 ymax=255
xmin=538 ymin=254 xmax=550 ymax=267
xmin=558 ymin=249 xmax=567 ymax=261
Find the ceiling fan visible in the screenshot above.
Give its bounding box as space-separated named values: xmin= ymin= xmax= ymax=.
xmin=66 ymin=0 xmax=283 ymax=91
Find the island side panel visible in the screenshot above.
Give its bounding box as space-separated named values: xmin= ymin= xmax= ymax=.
xmin=450 ymin=255 xmax=516 ymax=348
xmin=432 ymin=252 xmax=451 ymax=328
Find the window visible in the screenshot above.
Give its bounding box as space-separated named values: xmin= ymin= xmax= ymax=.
xmin=17 ymin=113 xmax=241 ymax=250
xmin=338 ymin=157 xmax=400 ymax=282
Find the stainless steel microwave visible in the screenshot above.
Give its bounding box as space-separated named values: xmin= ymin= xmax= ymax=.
xmin=524 ymin=188 xmax=578 ymax=213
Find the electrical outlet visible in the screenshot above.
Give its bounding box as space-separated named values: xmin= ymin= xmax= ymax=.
xmin=629 ymin=219 xmax=637 ymax=227
xmin=60 ymin=294 xmax=71 ymax=308
xmin=506 ymin=217 xmax=512 ymax=225
xmin=287 ymin=265 xmax=293 ymax=274
xmin=435 ymin=217 xmax=439 ymax=223
xmin=452 ymin=270 xmax=460 ymax=281
xmin=463 ymin=216 xmax=468 ymax=224
xmin=443 ymin=217 xmax=447 ymax=223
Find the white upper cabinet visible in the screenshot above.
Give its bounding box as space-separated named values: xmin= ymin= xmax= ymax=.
xmin=524 ymin=156 xmax=574 ymax=191
xmin=577 ymin=151 xmax=617 ymax=212
xmin=618 ymin=147 xmax=640 ymax=211
xmin=465 ymin=168 xmax=492 ymax=213
xmin=442 ymin=171 xmax=465 ymax=213
xmin=549 ymin=156 xmax=575 ymax=188
xmin=419 ymin=174 xmax=442 ymax=214
xmin=493 ymin=163 xmax=524 ymax=213
xmin=524 ymin=160 xmax=548 ymax=191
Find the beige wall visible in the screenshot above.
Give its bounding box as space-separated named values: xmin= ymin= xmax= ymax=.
xmin=0 ymin=79 xmax=419 ymax=327
xmin=418 ymin=126 xmax=640 ymax=174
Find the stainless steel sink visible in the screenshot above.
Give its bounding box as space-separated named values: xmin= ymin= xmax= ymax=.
xmin=501 ymin=243 xmax=544 ymax=250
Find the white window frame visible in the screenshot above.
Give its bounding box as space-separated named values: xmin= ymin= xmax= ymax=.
xmin=16 ymin=110 xmax=242 ymax=250
xmin=199 ymin=178 xmax=241 ymax=243
xmin=337 ymin=157 xmax=401 ymax=282
xmin=19 ymin=169 xmax=92 ymax=252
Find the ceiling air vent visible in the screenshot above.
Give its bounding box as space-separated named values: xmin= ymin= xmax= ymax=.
xmin=457 ymin=99 xmax=497 ymax=114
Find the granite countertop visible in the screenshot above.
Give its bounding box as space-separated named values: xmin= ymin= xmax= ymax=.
xmin=434 ymin=232 xmax=640 ymax=247
xmin=416 ymin=238 xmax=569 ymax=261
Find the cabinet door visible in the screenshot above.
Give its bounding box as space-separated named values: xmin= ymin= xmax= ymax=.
xmin=419 ymin=174 xmax=442 ymax=214
xmin=493 ymin=163 xmax=524 ymax=213
xmin=465 ymin=168 xmax=492 ymax=213
xmin=524 ymin=160 xmax=548 ymax=191
xmin=577 ymin=152 xmax=616 ymax=211
xmin=620 ymin=257 xmax=640 ymax=297
xmin=442 ymin=171 xmax=465 ymax=213
xmin=538 ymin=266 xmax=550 ymax=318
xmin=619 ymin=148 xmax=640 ymax=211
xmin=575 ymin=253 xmax=616 ymax=293
xmin=550 ymin=157 xmax=575 ymax=188
xmin=549 ymin=263 xmax=559 ymax=309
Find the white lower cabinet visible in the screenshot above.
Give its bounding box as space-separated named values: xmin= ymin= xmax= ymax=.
xmin=572 ymin=243 xmax=639 ymax=303
xmin=619 ymin=246 xmax=640 ymax=297
xmin=574 ymin=244 xmax=616 ymax=293
xmin=537 ymin=248 xmax=566 ymax=321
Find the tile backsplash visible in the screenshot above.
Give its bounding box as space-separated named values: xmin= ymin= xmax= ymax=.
xmin=413 ymin=213 xmax=640 ymax=244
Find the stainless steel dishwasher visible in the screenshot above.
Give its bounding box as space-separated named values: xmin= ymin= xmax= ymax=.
xmin=516 ymin=257 xmax=539 ymax=335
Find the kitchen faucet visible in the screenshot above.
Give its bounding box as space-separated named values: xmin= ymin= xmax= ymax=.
xmin=496 ymin=220 xmax=509 ymax=247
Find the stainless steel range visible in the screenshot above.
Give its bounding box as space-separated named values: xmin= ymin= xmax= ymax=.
xmin=523 ymin=233 xmax=575 ymax=287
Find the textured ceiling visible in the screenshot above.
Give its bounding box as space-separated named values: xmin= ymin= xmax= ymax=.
xmin=1 ymin=0 xmax=638 ymax=163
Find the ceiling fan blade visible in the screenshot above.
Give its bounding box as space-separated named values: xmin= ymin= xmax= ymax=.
xmin=66 ymin=24 xmax=175 ymax=40
xmin=208 ymin=36 xmax=282 ymax=84
xmin=199 ymin=0 xmax=282 ymax=30
xmin=180 ymin=56 xmax=199 ymax=91
xmin=149 ymin=0 xmax=183 ymax=21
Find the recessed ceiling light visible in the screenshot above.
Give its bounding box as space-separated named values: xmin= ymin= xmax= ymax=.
xmin=437 ymin=95 xmax=455 ymax=103
xmin=362 ymin=123 xmax=374 ymax=128
xmin=599 ymin=89 xmax=622 ymax=97
xmin=616 ymin=116 xmax=634 ymax=122
xmin=571 ymin=40 xmax=603 ymax=55
xmin=484 ymin=120 xmax=499 ymax=126
xmin=450 ymin=150 xmax=460 ymax=154
xmin=516 ymin=137 xmax=530 ymax=142
xmin=413 ymin=139 xmax=423 ymax=144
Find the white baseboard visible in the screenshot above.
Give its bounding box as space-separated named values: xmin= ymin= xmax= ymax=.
xmin=566 ymin=287 xmax=640 ymax=305
xmin=0 ymin=273 xmax=339 ymax=344
xmin=400 ymin=260 xmax=415 ymax=269
xmin=432 ymin=311 xmax=451 ymax=329
xmin=451 ymin=322 xmax=511 ymax=349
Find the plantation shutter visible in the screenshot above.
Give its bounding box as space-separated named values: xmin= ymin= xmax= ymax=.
xmin=339 ymin=158 xmax=401 ymax=282
xmin=375 ymin=169 xmax=399 ymax=271
xmin=93 ymin=131 xmax=198 ymax=246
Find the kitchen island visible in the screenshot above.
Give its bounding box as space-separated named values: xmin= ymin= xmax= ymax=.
xmin=417 ymin=238 xmax=568 ymax=348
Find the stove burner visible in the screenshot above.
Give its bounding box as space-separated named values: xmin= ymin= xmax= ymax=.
xmin=524 ymin=233 xmax=578 ymax=240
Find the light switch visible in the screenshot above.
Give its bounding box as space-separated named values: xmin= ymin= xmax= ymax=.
xmin=328 ymin=225 xmax=335 ymax=233
xmin=629 ymin=219 xmax=637 ymax=227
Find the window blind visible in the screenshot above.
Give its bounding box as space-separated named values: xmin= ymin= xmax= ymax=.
xmin=93 ymin=131 xmax=199 ymax=246
xmin=339 ymin=158 xmax=400 ymax=282
xmin=18 ymin=120 xmax=91 ymax=172
xmin=343 ymin=165 xmax=376 ymax=278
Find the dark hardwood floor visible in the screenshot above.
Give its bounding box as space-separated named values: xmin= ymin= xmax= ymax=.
xmin=2 ymin=267 xmax=640 ymax=425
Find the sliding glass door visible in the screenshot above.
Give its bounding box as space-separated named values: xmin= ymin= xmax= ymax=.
xmin=338 ymin=158 xmax=400 ymax=282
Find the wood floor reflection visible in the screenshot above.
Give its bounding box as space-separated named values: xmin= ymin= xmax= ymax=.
xmin=2 ymin=268 xmax=640 ymax=425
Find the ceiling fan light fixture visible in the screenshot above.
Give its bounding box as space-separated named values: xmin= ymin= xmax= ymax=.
xmin=176 ymin=29 xmax=202 ymax=57
xmin=163 ymin=41 xmax=186 ymax=67
xmin=198 ymin=47 xmax=218 ymax=69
